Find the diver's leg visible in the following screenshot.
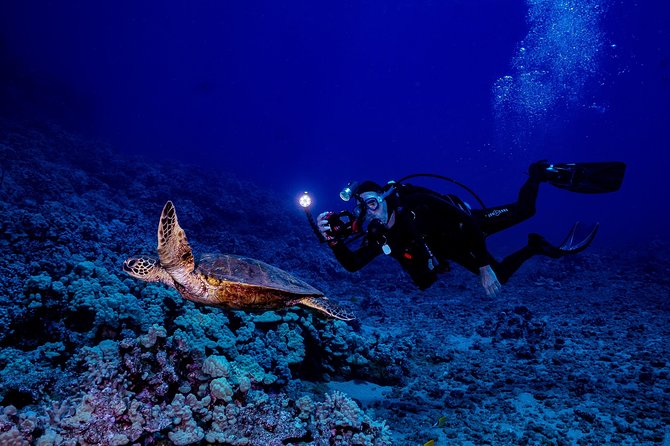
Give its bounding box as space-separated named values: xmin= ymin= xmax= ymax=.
xmin=453 ymin=248 xmax=530 ymax=285
xmin=491 ymin=245 xmax=536 ymax=284
xmin=453 ymin=251 xmax=497 ymax=276
xmin=493 ymin=230 xmax=596 ymax=283
xmin=449 ymin=241 xmax=540 ymax=284
xmin=454 ymin=238 xmax=549 ymax=285
xmin=475 ymin=176 xmax=541 ymax=236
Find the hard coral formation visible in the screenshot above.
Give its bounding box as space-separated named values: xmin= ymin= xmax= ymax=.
xmin=312 ymin=391 xmax=391 ymax=445
xmin=2 ymin=317 xmax=391 ymax=444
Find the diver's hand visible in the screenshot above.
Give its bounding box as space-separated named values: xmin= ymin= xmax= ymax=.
xmin=480 ymin=265 xmax=501 ymax=297
xmin=317 ymin=212 xmax=334 ymax=241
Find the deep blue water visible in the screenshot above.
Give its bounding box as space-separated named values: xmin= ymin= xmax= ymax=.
xmin=2 ymin=1 xmax=669 ymax=249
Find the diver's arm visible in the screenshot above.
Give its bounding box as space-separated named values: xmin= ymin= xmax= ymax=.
xmin=464 ymin=224 xmax=502 ymax=296
xmin=317 ymin=211 xmax=380 ymax=271
xmin=459 ymin=218 xmax=502 ymax=296
xmin=440 ymin=204 xmax=501 ymax=296
xmin=330 ymin=240 xmax=380 ymax=272
xmin=462 ymin=221 xmax=490 ymax=268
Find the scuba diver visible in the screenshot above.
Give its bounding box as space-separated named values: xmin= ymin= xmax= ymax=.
xmin=313 ymin=161 xmax=626 ymax=297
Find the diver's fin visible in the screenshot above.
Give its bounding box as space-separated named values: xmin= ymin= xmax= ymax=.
xmin=546 ymin=162 xmax=626 ymax=194
xmin=558 ymin=222 xmax=599 ymax=253
xmin=529 ymin=222 xmax=599 ymax=258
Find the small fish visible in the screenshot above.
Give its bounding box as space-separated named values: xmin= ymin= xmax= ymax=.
xmin=423 ymin=440 xmax=435 ymax=446
xmin=432 ymin=415 xmax=447 ymax=428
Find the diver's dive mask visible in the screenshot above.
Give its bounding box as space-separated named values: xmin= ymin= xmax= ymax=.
xmin=336 ymin=180 xmax=397 ymax=237
xmin=353 ymin=192 xmax=384 ymax=221
xmin=361 ymin=194 xmax=382 ymax=211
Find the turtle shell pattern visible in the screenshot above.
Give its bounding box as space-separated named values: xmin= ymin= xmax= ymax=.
xmin=196 ymin=253 xmax=324 ymax=310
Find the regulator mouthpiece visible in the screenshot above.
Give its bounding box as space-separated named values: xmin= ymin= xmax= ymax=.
xmin=339 ymin=181 xmax=358 ymax=202
xmin=299 ymin=192 xmax=312 ymax=208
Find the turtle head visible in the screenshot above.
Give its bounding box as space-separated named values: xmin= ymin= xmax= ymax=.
xmin=123 ymin=256 xmax=175 ymax=287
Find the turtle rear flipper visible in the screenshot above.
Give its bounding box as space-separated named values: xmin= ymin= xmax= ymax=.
xmin=300 ymin=297 xmax=355 ymax=321
xmin=157 ymin=201 xmax=195 ymax=273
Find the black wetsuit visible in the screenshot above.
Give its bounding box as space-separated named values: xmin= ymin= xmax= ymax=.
xmin=330 ymin=177 xmax=542 ymax=290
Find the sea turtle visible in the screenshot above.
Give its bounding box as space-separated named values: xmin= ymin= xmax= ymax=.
xmin=123 ymin=201 xmax=354 ymax=321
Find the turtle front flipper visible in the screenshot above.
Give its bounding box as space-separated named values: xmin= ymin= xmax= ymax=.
xmin=155 ymin=201 xmax=207 ymax=301
xmin=157 ymin=201 xmax=195 ymax=273
xmin=299 ymin=297 xmax=355 ymax=321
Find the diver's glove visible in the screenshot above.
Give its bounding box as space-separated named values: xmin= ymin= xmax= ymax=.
xmin=316 ymin=211 xmax=336 ymax=245
xmin=480 ymin=265 xmax=502 ymax=297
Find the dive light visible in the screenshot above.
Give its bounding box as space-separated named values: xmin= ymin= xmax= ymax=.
xmin=299 ymin=192 xmax=312 ymax=209
xmin=339 ymin=181 xmax=358 ymax=202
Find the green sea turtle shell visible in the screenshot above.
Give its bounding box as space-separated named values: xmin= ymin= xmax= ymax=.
xmin=197 ymin=253 xmax=323 ymax=296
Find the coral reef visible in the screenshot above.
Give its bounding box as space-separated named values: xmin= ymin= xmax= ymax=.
xmin=0 ymin=121 xmax=668 ymax=444
xmin=0 ymin=323 xmax=392 ymax=445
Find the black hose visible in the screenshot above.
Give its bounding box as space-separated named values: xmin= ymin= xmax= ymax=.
xmin=394 ymin=173 xmax=487 ymax=209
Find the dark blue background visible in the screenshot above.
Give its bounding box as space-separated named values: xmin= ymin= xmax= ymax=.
xmin=1 ymin=0 xmax=668 ymax=249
